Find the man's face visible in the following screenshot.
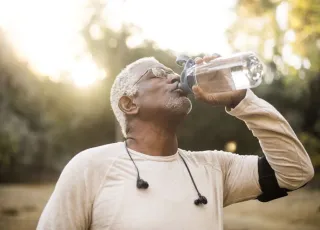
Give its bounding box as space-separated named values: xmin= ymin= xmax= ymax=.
xmin=133 ymin=63 xmax=192 ymax=119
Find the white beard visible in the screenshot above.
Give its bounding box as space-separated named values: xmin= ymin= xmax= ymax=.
xmin=165 ymin=96 xmax=192 ymax=115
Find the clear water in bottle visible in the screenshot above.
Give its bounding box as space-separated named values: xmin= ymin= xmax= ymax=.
xmin=183 ymin=52 xmax=263 ymax=94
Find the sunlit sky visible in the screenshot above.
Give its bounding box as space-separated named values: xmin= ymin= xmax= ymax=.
xmin=0 ymin=0 xmax=292 ymax=87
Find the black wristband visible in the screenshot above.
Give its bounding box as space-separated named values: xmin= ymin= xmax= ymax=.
xmin=257 ymin=156 xmax=288 ymax=202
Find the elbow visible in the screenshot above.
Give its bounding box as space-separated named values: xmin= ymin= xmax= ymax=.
xmin=289 ymin=148 xmax=315 ymax=190
xmin=300 ymin=157 xmax=315 ymax=187
xmin=278 ymin=163 xmax=315 ymax=191
xmin=304 ymin=164 xmax=315 ymax=184
xmin=289 ymin=164 xmax=314 ymax=190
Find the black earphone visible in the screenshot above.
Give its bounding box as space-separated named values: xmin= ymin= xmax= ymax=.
xmin=136 ymin=178 xmax=149 ymax=189
xmin=125 ymin=141 xmax=149 ymax=189
xmin=179 ymin=152 xmax=208 ymax=205
xmin=124 ymin=141 xmax=207 ymax=206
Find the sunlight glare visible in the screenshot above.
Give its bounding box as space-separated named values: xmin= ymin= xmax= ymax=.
xmin=264 ymin=39 xmax=275 ymax=60
xmin=284 ymin=30 xmax=296 ymax=43
xmin=276 ymin=2 xmax=289 ymax=31
xmin=0 ymin=0 xmax=103 ymax=88
xmin=70 ymin=55 xmax=106 ymax=88
xmin=0 ymin=0 xmax=236 ymax=87
xmin=104 ymin=0 xmax=235 ymax=55
xmin=282 ymin=44 xmax=302 ymax=70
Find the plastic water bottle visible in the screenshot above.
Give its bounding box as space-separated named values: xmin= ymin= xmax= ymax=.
xmin=176 ymin=52 xmax=264 ymax=94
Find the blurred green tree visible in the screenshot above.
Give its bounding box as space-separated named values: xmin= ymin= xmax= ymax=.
xmin=1 ymin=0 xmax=318 ymax=183
xmin=227 ymin=0 xmax=320 ymax=166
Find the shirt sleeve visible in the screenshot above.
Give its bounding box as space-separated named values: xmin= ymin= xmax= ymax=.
xmin=218 ymin=89 xmax=314 ymax=207
xmin=37 ymin=152 xmax=99 ymax=230
xmin=214 ymin=151 xmax=261 ymax=207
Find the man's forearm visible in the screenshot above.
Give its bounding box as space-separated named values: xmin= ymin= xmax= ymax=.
xmin=227 ymin=89 xmax=314 ymax=190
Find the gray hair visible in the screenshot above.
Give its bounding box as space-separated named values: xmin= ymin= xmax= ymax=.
xmin=110 ymin=57 xmax=161 ymax=137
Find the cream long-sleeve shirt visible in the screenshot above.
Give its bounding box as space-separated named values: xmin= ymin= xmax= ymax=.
xmin=37 ymin=89 xmax=314 ymax=230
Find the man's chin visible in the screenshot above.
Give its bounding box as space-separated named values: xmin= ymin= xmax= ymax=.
xmin=169 ymin=97 xmax=192 ymax=115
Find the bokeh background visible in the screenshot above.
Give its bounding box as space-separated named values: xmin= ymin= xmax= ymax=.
xmin=0 ymin=0 xmax=319 ymax=229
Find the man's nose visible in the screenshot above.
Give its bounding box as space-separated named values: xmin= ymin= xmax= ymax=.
xmin=168 ymin=73 xmax=181 ymax=84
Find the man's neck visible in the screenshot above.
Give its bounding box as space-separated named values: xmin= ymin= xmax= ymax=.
xmin=126 ymin=122 xmax=178 ymax=157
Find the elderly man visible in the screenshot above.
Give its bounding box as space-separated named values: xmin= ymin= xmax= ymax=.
xmin=37 ymin=55 xmax=314 ymax=230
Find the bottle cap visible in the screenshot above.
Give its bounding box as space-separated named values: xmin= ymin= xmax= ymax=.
xmin=176 ymin=55 xmax=196 ymax=95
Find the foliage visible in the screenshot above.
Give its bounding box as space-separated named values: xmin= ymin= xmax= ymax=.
xmin=227 ymin=0 xmax=320 ymax=165
xmin=0 ymin=0 xmax=319 ymax=182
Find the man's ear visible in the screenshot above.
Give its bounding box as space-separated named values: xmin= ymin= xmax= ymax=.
xmin=118 ymin=95 xmax=139 ymax=115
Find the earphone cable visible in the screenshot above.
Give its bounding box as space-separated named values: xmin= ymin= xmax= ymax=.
xmin=178 ymin=153 xmax=202 ymax=197
xmin=124 ymin=141 xmax=141 ymax=179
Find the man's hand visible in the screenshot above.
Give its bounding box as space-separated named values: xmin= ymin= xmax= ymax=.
xmin=192 ymin=55 xmax=247 ymax=108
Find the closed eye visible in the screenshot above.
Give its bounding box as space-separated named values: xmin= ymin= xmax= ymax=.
xmin=165 ymin=70 xmax=175 ymax=75
xmin=151 ymin=68 xmax=167 ymax=78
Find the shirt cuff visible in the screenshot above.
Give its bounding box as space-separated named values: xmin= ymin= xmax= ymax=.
xmin=225 ymin=89 xmax=259 ymax=116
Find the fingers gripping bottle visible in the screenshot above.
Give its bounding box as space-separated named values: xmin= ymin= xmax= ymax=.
xmin=176 ymin=52 xmax=264 ymax=95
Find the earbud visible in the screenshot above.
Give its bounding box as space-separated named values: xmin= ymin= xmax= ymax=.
xmin=137 ymin=178 xmax=149 ymax=189
xmin=194 ymin=195 xmax=208 ymax=205
xmin=125 ymin=141 xmax=207 ymax=206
